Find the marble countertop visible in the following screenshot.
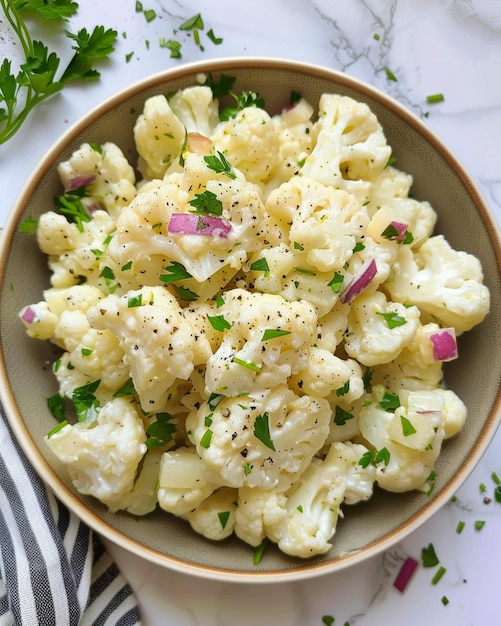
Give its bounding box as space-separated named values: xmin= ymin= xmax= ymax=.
xmin=1 ymin=1 xmax=501 ymax=624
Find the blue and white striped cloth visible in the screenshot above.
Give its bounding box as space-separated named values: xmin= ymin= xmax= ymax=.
xmin=0 ymin=403 xmax=141 ymax=625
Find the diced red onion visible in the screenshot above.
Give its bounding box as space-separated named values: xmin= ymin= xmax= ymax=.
xmin=21 ymin=306 xmax=37 ymax=324
xmin=389 ymin=221 xmax=409 ymax=241
xmin=67 ymin=174 xmax=96 ymax=191
xmin=393 ymin=556 xmax=419 ymax=592
xmin=168 ymin=213 xmax=231 ymax=238
xmin=430 ymin=328 xmax=458 ymax=362
xmin=340 ymin=258 xmax=377 ymax=304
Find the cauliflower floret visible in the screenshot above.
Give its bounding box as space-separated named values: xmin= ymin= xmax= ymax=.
xmin=186 ymin=386 xmax=331 ymax=492
xmin=344 ymin=291 xmax=421 ymax=366
xmin=19 ymin=301 xmax=59 ymax=339
xmin=248 ymin=244 xmax=341 ymax=318
xmin=265 ymin=176 xmax=369 ymax=273
xmin=211 ymin=105 xmax=281 ymax=185
xmin=87 ymin=286 xmax=206 ymax=411
xmin=204 ymin=289 xmax=318 ymax=395
xmin=186 ymin=486 xmax=238 ymax=541
xmin=337 ymin=441 xmax=376 ymax=505
xmin=108 ymin=153 xmax=266 ymax=287
xmin=266 ymin=97 xmax=315 ymax=191
xmin=440 ymin=388 xmax=467 ymax=439
xmin=157 ymin=446 xmax=219 ymax=516
xmin=168 ymin=85 xmax=220 ymax=137
xmin=358 ymin=388 xmax=446 ymax=492
xmin=234 ymin=486 xmax=287 ymax=548
xmin=120 ymin=448 xmax=163 ymax=516
xmin=57 ymin=142 xmax=136 ymax=218
xmin=289 ymin=347 xmax=365 ymax=400
xmin=40 ymin=210 xmax=116 ymax=289
xmin=45 ymin=397 xmax=147 ymax=510
xmin=269 ymin=442 xmax=349 ymax=558
xmin=385 ymin=235 xmax=490 ymax=334
xmin=36 ymin=211 xmax=81 ymax=256
xmin=301 ymin=94 xmax=391 ymax=199
xmin=365 ymin=196 xmax=437 ymax=249
xmin=134 ymin=94 xmax=187 ymax=180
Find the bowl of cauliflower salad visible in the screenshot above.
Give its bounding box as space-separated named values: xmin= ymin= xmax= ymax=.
xmin=2 ymin=58 xmax=500 ymax=580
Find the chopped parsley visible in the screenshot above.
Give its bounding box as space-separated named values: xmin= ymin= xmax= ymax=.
xmin=174 ymin=285 xmax=199 ymax=301
xmin=72 ymin=379 xmax=100 ymax=422
xmin=189 ymin=189 xmax=223 ymax=216
xmin=233 ymin=357 xmax=261 ymax=372
xmin=377 ymin=311 xmax=407 ymax=329
xmin=159 ymin=261 xmax=193 ymax=284
xmin=421 ymin=543 xmax=439 ymax=568
xmin=261 ymin=328 xmax=291 ymax=341
xmin=220 ymin=90 xmax=266 ymax=121
xmin=47 ymin=392 xmax=66 ymax=423
xmin=328 ymin=272 xmax=344 ymax=293
xmin=333 ymin=405 xmax=354 ymax=426
xmin=400 ymin=415 xmax=417 ymax=436
xmin=204 ymin=150 xmax=236 ymax=179
xmin=200 ymin=428 xmax=213 ymax=448
xmin=218 ymin=510 xmax=231 ymax=529
xmin=378 ymin=391 xmax=400 ymax=413
xmin=253 ymin=412 xmax=275 ymax=451
xmin=207 ymin=314 xmax=231 ymax=332
xmin=146 ymin=412 xmax=176 ymax=448
xmin=249 ymin=258 xmax=270 ymax=274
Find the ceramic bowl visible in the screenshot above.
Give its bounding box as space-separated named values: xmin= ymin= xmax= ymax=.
xmin=1 ymin=58 xmax=501 ymax=582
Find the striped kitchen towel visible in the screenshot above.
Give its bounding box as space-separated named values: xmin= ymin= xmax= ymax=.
xmin=0 ymin=403 xmax=141 ymax=625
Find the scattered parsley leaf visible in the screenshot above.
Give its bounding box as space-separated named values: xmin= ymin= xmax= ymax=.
xmin=322 ymin=617 xmax=335 ymax=626
xmin=220 ymin=90 xmax=265 ymax=121
xmin=204 ymin=73 xmax=236 ymax=99
xmin=72 ymin=379 xmax=100 ymax=421
xmin=179 ymin=13 xmax=204 ymax=31
xmin=146 ymin=412 xmax=177 ymax=448
xmin=328 ymin=272 xmax=344 ymax=293
xmin=207 ymin=314 xmax=231 ymax=332
xmin=378 ymin=391 xmax=400 ymax=413
xmin=47 ymin=419 xmax=69 ymax=438
xmin=358 ymin=450 xmax=375 ymax=468
xmin=384 ymin=66 xmax=398 ymax=81
xmin=128 ymin=293 xmax=143 ymax=308
xmin=421 ymin=543 xmax=439 ymax=568
xmin=206 ymin=28 xmax=223 ymax=45
xmin=218 ymin=510 xmax=230 ymax=529
xmin=261 ymin=328 xmax=291 ymax=341
xmin=47 ymin=392 xmax=66 ymax=422
xmin=253 ymin=412 xmax=275 ymax=451
xmin=249 ymin=258 xmax=270 ymax=273
xmin=113 ymin=379 xmax=137 ymax=397
xmin=204 ymin=150 xmax=236 ymax=179
xmin=374 ymin=446 xmax=391 ymax=466
xmin=174 ymin=285 xmax=199 ymax=301
xmin=377 ymin=311 xmax=408 ymax=329
xmin=189 ymin=189 xmax=223 ymax=216
xmin=159 ymin=261 xmax=192 ymax=284
xmin=334 ymin=405 xmax=354 ymax=426
xmin=400 ymin=415 xmax=417 ymax=436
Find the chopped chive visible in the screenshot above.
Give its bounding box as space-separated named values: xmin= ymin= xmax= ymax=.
xmin=431 ymin=566 xmax=446 ymax=585
xmin=426 ymin=93 xmax=445 ymax=104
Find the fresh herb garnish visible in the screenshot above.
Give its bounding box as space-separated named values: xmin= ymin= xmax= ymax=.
xmin=333 ymin=405 xmax=354 ymax=426
xmin=174 ymin=285 xmax=199 ymax=301
xmin=0 ymin=0 xmax=117 ymax=144
xmin=113 ymin=379 xmax=137 ymax=397
xmin=55 ymin=192 xmax=91 ymax=232
xmin=220 ymin=90 xmax=266 ymax=121
xmin=400 ymin=415 xmax=417 ymax=436
xmin=328 ymin=272 xmax=344 ymax=293
xmin=204 ymin=73 xmax=236 ymax=99
xmin=200 ymin=428 xmax=213 ymax=448
xmin=146 ymin=412 xmax=176 ymax=448
xmin=249 ymin=258 xmax=270 ymax=274
xmin=218 ymin=510 xmax=230 ymax=529
xmin=47 ymin=392 xmax=66 ymax=422
xmin=159 ymin=261 xmax=193 ymax=284
xmin=253 ymin=412 xmax=275 ymax=451
xmin=377 ymin=311 xmax=407 ymax=329
xmin=189 ymin=190 xmax=223 ymax=216
xmin=421 ymin=543 xmax=439 ymax=567
xmin=207 ymin=314 xmax=231 ymax=332
xmin=261 ymin=329 xmax=291 ymax=341
xmin=378 ymin=391 xmax=400 ymax=412
xmin=204 ymin=150 xmax=236 ymax=179
xmin=72 ymin=379 xmax=100 ymax=421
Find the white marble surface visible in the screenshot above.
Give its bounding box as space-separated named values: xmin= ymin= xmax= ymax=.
xmin=1 ymin=1 xmax=501 ymax=624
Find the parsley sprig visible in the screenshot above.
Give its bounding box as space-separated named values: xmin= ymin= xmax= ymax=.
xmin=0 ymin=0 xmax=117 ymax=144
